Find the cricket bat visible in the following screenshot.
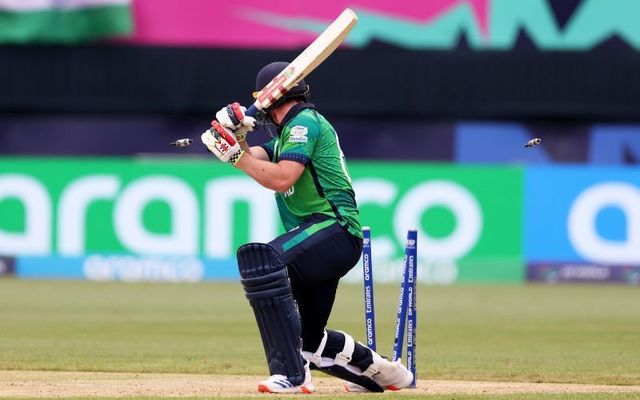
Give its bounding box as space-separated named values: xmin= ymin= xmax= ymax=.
xmin=245 ymin=8 xmax=358 ymax=117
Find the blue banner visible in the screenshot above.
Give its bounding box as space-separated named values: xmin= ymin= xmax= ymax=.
xmin=15 ymin=255 xmax=239 ymax=281
xmin=525 ymin=167 xmax=640 ymax=264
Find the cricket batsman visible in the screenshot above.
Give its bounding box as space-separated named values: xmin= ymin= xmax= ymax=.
xmin=201 ymin=61 xmax=413 ymax=394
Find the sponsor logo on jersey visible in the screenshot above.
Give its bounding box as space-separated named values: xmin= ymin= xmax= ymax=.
xmin=283 ymin=186 xmax=295 ymax=197
xmin=289 ymin=125 xmax=308 ymax=143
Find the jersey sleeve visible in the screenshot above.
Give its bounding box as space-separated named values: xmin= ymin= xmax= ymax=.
xmin=260 ymin=136 xmax=277 ymax=161
xmin=278 ymin=117 xmax=320 ymax=165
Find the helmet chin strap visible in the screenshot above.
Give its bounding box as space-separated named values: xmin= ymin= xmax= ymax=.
xmin=265 ymin=123 xmax=278 ymax=138
xmin=253 ymin=109 xmax=278 ymax=137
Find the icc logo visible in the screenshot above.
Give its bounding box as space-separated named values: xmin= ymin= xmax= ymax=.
xmin=363 ymin=238 xmax=370 ymax=245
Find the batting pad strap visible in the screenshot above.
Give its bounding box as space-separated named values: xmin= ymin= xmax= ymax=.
xmin=334 ymin=331 xmax=355 ymax=367
xmin=361 ymin=351 xmax=381 ymax=378
xmin=309 ymin=330 xmax=328 ymax=367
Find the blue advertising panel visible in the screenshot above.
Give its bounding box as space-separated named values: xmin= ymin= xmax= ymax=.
xmin=15 ymin=256 xmax=239 ymax=281
xmin=456 ymin=123 xmax=640 ymax=165
xmin=525 ymin=167 xmax=640 ymax=264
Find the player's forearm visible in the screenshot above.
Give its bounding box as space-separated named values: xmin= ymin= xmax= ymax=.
xmin=238 ymin=140 xmax=251 ymax=153
xmin=238 ymin=141 xmax=270 ymax=161
xmin=235 ymin=153 xmax=293 ymax=192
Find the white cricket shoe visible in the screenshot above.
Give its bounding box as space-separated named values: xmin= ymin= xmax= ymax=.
xmin=257 ymin=363 xmax=314 ymax=394
xmin=344 ymin=353 xmax=414 ymax=392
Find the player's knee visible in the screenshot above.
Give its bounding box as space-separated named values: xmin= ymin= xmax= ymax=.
xmin=237 ymin=243 xmax=284 ymax=275
xmin=237 ymin=243 xmax=289 ymax=300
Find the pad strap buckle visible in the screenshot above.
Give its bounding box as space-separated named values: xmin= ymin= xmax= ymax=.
xmin=334 ymin=330 xmax=355 ymax=367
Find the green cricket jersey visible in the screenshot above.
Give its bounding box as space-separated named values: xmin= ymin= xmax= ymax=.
xmin=260 ymin=104 xmax=362 ymax=239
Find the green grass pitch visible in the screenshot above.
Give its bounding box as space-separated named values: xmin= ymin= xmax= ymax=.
xmin=0 ymin=279 xmax=638 ymax=399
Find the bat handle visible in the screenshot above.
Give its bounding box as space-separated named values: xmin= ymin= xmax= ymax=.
xmin=245 ymin=104 xmax=259 ymax=118
xmin=244 ymin=103 xmax=263 ymax=129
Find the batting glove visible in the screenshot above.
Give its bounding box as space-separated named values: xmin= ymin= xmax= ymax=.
xmin=201 ymin=120 xmax=244 ymax=165
xmin=215 ymin=102 xmax=256 ymax=142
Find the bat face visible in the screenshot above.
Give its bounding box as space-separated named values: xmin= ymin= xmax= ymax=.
xmin=255 ymin=66 xmax=297 ymax=108
xmin=245 ymin=8 xmax=357 ymax=118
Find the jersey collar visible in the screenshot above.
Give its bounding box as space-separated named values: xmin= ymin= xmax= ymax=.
xmin=277 ymin=102 xmax=316 ymax=135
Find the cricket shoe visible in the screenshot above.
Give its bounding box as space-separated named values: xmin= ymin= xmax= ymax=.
xmin=257 ymin=363 xmax=314 ymax=394
xmin=344 ymin=353 xmax=413 ymax=392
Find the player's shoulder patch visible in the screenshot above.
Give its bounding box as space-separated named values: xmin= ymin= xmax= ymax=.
xmin=288 ymin=125 xmax=309 ymax=143
xmin=290 ymin=125 xmax=308 ymax=136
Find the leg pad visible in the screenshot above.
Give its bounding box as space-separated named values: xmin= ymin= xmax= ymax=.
xmin=237 ymin=243 xmax=305 ymax=386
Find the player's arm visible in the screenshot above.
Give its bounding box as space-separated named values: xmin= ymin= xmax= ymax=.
xmin=240 ymin=142 xmax=270 ymax=161
xmin=201 ymin=120 xmax=303 ymax=192
xmin=242 ymin=115 xmax=318 ymax=192
xmin=235 ymin=156 xmax=303 ymax=193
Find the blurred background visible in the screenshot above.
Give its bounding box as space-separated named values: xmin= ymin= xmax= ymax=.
xmin=1 ymin=0 xmax=639 ymax=285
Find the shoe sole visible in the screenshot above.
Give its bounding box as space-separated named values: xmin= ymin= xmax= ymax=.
xmin=258 ymin=384 xmax=313 ymax=394
xmin=344 ymin=383 xmax=366 ymax=393
xmin=345 ymin=383 xmax=409 ymax=392
xmin=385 ymin=373 xmax=415 ymax=391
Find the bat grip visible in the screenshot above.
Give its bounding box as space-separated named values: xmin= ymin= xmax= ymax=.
xmin=245 ymin=104 xmax=259 ymax=118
